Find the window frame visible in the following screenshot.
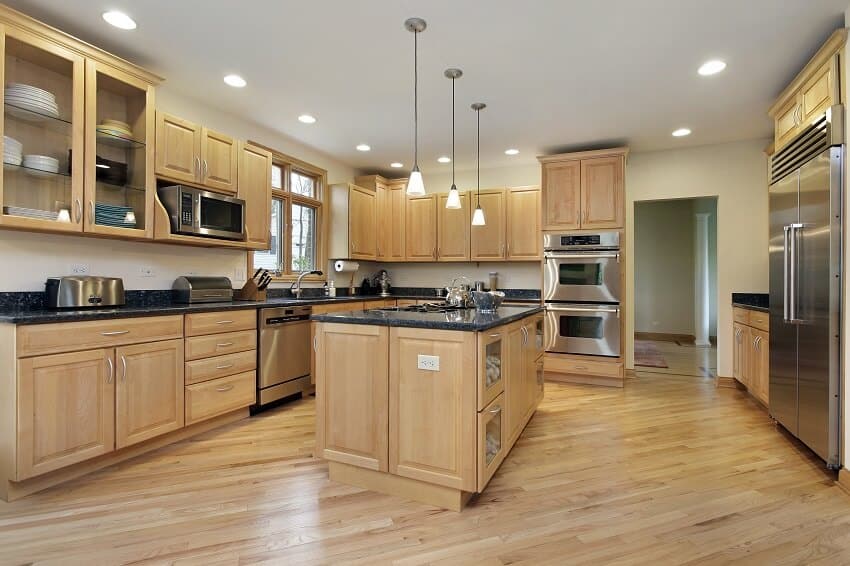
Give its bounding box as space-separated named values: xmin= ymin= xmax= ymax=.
xmin=247 ymin=142 xmax=327 ymax=283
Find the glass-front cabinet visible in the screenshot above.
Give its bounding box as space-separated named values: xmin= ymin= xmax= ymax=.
xmin=0 ymin=17 xmax=158 ymax=238
xmin=477 ymin=393 xmax=505 ymax=491
xmin=0 ymin=26 xmax=84 ymax=232
xmin=84 ymin=60 xmax=154 ymax=238
xmin=478 ymin=331 xmax=505 ymax=410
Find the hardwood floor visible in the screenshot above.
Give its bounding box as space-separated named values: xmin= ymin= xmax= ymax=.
xmin=636 ymin=338 xmax=718 ymax=378
xmin=1 ymin=372 xmax=848 ymax=565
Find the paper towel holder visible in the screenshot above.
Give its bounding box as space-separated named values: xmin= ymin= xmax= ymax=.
xmin=333 ymin=259 xmax=360 ymax=296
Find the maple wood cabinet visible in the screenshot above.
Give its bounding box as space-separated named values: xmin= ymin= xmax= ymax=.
xmin=237 ymin=142 xmax=273 ymax=249
xmin=506 ymin=186 xmax=542 ymax=260
xmin=437 ymin=192 xmax=470 ymax=261
xmin=539 ymin=148 xmax=627 ymax=231
xmin=470 ymin=189 xmax=507 ymax=260
xmin=329 ymin=183 xmax=377 ymax=260
xmin=733 ymin=307 xmax=769 ymax=406
xmin=405 ymin=193 xmax=437 ymax=261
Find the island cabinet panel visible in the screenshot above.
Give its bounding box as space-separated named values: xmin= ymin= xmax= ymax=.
xmin=16 ymin=349 xmax=115 ymax=480
xmin=315 ymin=323 xmax=389 ymax=472
xmin=389 ymin=328 xmax=477 ymax=492
xmin=504 ymin=323 xmax=527 ymax=444
xmin=115 ymin=339 xmax=184 ymax=449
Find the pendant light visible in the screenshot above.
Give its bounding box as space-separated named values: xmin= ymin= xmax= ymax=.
xmin=471 ymin=102 xmax=486 ymax=225
xmin=444 ymin=68 xmax=462 ymax=209
xmin=404 ymin=18 xmax=426 ymax=196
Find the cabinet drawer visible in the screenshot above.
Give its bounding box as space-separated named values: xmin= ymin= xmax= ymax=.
xmin=478 ymin=393 xmax=506 ymax=492
xmin=749 ymin=310 xmax=769 ymax=332
xmin=732 ymin=307 xmax=750 ymax=325
xmin=17 ymin=315 xmax=183 ymax=357
xmin=185 ymin=330 xmax=256 ymax=361
xmin=185 ymin=309 xmax=256 ymax=336
xmin=185 ymin=371 xmax=256 ymax=425
xmin=545 ymin=355 xmax=623 ymax=378
xmin=185 ymin=349 xmax=256 ymax=385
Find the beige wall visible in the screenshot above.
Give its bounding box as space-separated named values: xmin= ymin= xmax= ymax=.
xmin=0 ymin=86 xmax=357 ymax=292
xmin=625 ymin=139 xmax=770 ymax=378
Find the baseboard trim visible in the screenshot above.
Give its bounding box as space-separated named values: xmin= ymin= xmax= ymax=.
xmin=715 ymin=375 xmax=737 ymax=388
xmin=625 ymin=368 xmax=637 ymax=379
xmin=2 ymin=408 xmax=249 ymax=501
xmin=546 ymin=373 xmax=624 ymax=388
xmin=635 ymin=332 xmax=695 ymax=343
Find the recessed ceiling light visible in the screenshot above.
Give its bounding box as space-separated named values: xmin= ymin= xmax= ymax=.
xmin=390 ymin=162 xmax=404 ymax=168
xmin=223 ymin=74 xmax=247 ymax=88
xmin=102 ymin=11 xmax=136 ymax=30
xmin=298 ymin=114 xmax=316 ymax=124
xmin=356 ymin=144 xmax=371 ymax=152
xmin=672 ymin=128 xmax=692 ymax=137
xmin=505 ymin=148 xmax=519 ymax=155
xmin=437 ymin=156 xmax=451 ymax=163
xmin=698 ymin=60 xmax=726 ymax=76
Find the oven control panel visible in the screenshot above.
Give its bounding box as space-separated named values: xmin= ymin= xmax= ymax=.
xmin=543 ymin=230 xmax=620 ymax=251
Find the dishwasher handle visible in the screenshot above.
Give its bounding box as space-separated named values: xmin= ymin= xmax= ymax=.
xmin=264 ymin=314 xmax=311 ymax=325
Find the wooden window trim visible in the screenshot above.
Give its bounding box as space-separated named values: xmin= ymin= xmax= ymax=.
xmin=247 ymin=142 xmax=328 ymax=282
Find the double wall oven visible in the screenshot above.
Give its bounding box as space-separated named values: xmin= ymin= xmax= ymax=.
xmin=543 ymin=232 xmax=621 ymax=357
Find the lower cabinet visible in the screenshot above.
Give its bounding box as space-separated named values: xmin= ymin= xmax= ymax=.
xmin=732 ymin=307 xmax=769 ymax=406
xmin=185 ymin=372 xmax=255 ymax=425
xmin=477 ymin=393 xmax=506 ymax=491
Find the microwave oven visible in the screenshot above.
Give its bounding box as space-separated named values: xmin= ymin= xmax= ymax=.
xmin=158 ymin=185 xmax=245 ymax=241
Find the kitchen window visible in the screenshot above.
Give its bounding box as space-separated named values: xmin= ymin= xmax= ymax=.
xmin=249 ymin=146 xmax=326 ymax=281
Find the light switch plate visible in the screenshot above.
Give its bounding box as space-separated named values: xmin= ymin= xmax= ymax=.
xmin=417 ymin=354 xmax=440 ymax=372
xmin=70 ymin=263 xmax=89 ymax=275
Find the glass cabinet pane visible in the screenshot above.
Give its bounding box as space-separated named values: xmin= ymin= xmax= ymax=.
xmin=3 ymin=35 xmax=76 ymax=225
xmin=91 ymin=70 xmax=147 ymax=231
xmin=485 ymin=406 xmax=502 ymax=465
xmin=485 ymin=339 xmax=502 ymax=390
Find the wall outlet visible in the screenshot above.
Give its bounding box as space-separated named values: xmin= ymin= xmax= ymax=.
xmin=233 ymin=267 xmax=246 ymax=281
xmin=139 ymin=266 xmax=155 ymax=278
xmin=70 ymin=263 xmax=89 ymax=275
xmin=417 ymin=354 xmax=440 ymax=372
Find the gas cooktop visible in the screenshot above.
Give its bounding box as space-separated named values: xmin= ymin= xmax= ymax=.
xmin=376 ymin=302 xmax=472 ymax=314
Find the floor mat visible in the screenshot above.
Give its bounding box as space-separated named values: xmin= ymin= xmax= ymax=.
xmin=634 ymin=340 xmax=669 ymax=368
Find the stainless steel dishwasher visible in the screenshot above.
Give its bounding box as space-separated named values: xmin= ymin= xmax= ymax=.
xmin=257 ymin=305 xmax=312 ymax=407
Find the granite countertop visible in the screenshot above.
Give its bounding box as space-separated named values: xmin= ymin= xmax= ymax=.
xmin=0 ymin=290 xmax=542 ymax=325
xmin=311 ymin=305 xmax=544 ymax=332
xmin=732 ymin=292 xmax=769 ymax=313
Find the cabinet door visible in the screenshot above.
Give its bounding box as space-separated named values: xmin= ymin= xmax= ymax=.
xmin=237 ymin=142 xmax=272 ymax=249
xmin=388 ymin=184 xmax=407 ymax=260
xmin=542 ymin=161 xmax=580 ymax=230
xmin=506 ymin=186 xmax=541 ymax=260
xmin=523 ymin=320 xmax=541 ymax=417
xmin=733 ymin=323 xmax=745 ymax=382
xmin=774 ymin=96 xmax=801 ymax=152
xmin=389 ymin=327 xmax=477 ymax=492
xmin=477 ymin=393 xmax=506 ymax=492
xmin=155 ymin=112 xmax=200 ymax=184
xmin=375 ymin=183 xmax=389 ymax=260
xmin=315 ymin=323 xmax=388 ymax=471
xmin=17 ymin=349 xmax=114 ymax=480
xmin=580 ymin=157 xmax=623 ymax=229
xmin=200 ymin=127 xmax=238 ymax=193
xmin=751 ymin=328 xmax=769 ymax=404
xmin=478 ymin=329 xmax=505 ymax=410
xmin=437 ymin=192 xmax=470 ymax=261
xmin=115 ymin=339 xmax=184 ymax=449
xmin=349 ymin=184 xmax=377 ymax=259
xmin=504 ymin=323 xmax=526 ymax=444
xmin=800 ymin=60 xmax=835 ymax=125
xmin=405 ymin=193 xmax=437 ymax=261
xmin=470 ymin=189 xmax=506 ymax=260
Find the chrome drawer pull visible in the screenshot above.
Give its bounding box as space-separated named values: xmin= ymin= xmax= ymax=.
xmin=574 ymin=365 xmax=588 ymax=371
xmin=488 ymin=405 xmax=502 ymax=415
xmin=488 ymin=333 xmax=501 ymax=338
xmin=216 ymin=320 xmax=234 ymax=325
xmin=216 ymin=384 xmax=235 ymax=392
xmin=215 ymin=363 xmax=235 ymax=370
xmin=216 ymin=342 xmax=234 ymax=348
xmin=101 ymin=330 xmax=129 ymax=336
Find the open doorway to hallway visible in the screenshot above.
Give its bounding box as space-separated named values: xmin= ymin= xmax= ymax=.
xmin=634 ymin=197 xmax=718 ymax=377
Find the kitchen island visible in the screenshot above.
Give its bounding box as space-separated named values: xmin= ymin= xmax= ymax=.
xmin=312 ymin=305 xmax=544 ymax=510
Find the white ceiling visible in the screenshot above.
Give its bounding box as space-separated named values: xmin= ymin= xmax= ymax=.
xmin=8 ymin=0 xmax=848 ymax=176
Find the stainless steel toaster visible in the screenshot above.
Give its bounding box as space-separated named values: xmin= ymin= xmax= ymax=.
xmin=46 ymin=276 xmax=125 ymax=309
xmin=172 ymin=276 xmax=233 ymax=304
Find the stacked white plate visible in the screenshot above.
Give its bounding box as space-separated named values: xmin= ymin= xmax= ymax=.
xmin=3 ymin=135 xmax=21 ymax=166
xmin=5 ymin=83 xmax=59 ymax=118
xmin=3 ymin=206 xmax=59 ymax=221
xmin=22 ymin=154 xmax=59 ymax=176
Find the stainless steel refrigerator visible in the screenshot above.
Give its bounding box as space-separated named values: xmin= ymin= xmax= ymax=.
xmin=768 ymin=105 xmax=842 ymax=469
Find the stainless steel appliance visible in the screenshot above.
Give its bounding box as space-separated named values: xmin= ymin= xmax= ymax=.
xmin=172 ymin=276 xmax=233 ymax=303
xmin=543 ymin=231 xmax=621 ymax=303
xmin=46 ymin=276 xmax=125 ymax=308
xmin=158 ymin=185 xmax=245 ymax=241
xmin=257 ymin=306 xmax=312 ymax=406
xmin=768 ymin=105 xmax=843 ymax=468
xmin=544 ymin=303 xmax=621 ymax=357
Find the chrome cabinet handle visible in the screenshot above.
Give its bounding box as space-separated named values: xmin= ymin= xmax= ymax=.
xmin=120 ymin=355 xmax=127 ymax=382
xmin=195 ymin=156 xmax=201 ymax=177
xmin=313 ymin=336 xmax=318 ymax=352
xmin=216 ymin=384 xmax=234 ymax=392
xmin=488 ymin=405 xmax=502 ymax=415
xmin=203 ymin=159 xmax=208 ymax=179
xmin=101 ymin=330 xmax=129 ymax=336
xmin=106 ymin=357 xmax=114 ymax=384
xmin=215 ymin=363 xmax=234 ymax=370
xmin=216 ymin=342 xmax=234 ymax=348
xmin=216 ymin=320 xmax=233 ymax=325
xmin=488 ymin=333 xmax=501 ymax=338
xmin=74 ymin=198 xmax=82 ymax=223
xmin=89 ymin=200 xmax=94 ymax=221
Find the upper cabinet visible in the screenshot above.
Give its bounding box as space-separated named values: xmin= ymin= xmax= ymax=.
xmin=237 ymin=142 xmax=272 ymax=250
xmin=155 ymin=112 xmax=238 ymax=193
xmin=505 ymin=185 xmax=541 ymax=260
xmin=539 ymin=148 xmax=627 ymax=231
xmin=470 ymin=189 xmax=506 ymax=261
xmin=0 ymin=7 xmax=160 ymax=240
xmin=768 ymin=29 xmax=846 ymax=152
xmin=328 ymin=183 xmax=376 ymax=260
xmin=405 ymin=193 xmax=437 ymax=261
xmin=437 ymin=192 xmax=470 ymax=261
xmin=355 ymin=175 xmax=406 ymax=261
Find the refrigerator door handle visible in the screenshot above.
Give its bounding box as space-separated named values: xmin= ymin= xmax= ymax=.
xmin=789 ymin=222 xmax=803 ymax=323
xmin=783 ymin=225 xmax=790 ymax=322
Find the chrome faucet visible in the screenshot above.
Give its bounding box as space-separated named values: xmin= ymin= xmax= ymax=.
xmin=291 ymin=270 xmax=323 ymax=298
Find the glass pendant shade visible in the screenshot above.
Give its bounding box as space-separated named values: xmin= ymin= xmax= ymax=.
xmin=471 ymin=205 xmax=486 ymax=226
xmin=406 ymin=166 xmax=425 ymax=196
xmin=446 ymin=184 xmax=461 ymax=209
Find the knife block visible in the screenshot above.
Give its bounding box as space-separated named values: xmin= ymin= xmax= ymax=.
xmin=235 ymin=279 xmax=267 ymax=301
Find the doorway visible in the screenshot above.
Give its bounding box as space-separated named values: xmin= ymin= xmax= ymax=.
xmin=633 ymin=197 xmax=718 ymax=377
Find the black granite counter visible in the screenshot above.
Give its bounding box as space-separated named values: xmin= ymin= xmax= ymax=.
xmin=732 ymin=292 xmax=769 ymax=313
xmin=311 ymin=305 xmax=543 ymax=332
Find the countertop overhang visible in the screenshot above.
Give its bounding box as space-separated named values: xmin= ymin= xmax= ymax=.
xmin=311 ymin=305 xmax=544 ymax=332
